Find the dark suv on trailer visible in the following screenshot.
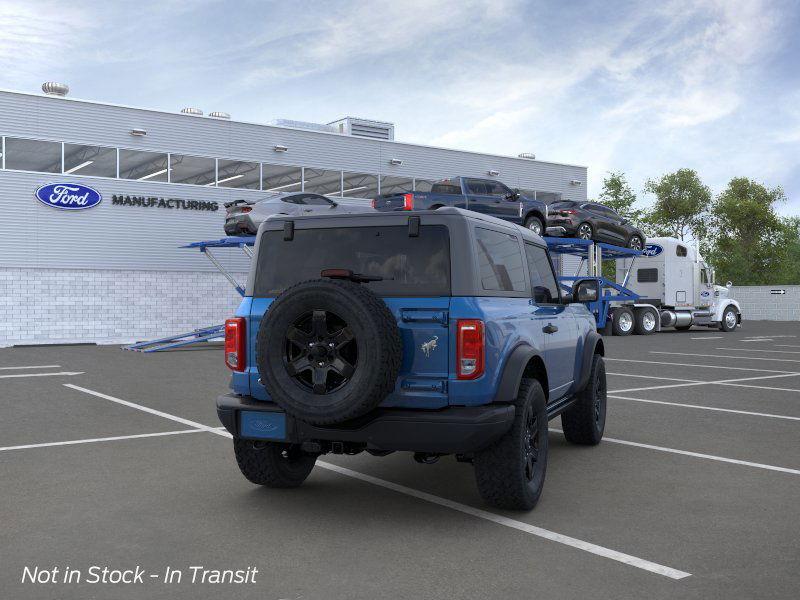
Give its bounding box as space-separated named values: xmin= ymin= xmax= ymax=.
xmin=546 ymin=200 xmax=646 ymax=249
xmin=217 ymin=208 xmax=606 ymax=510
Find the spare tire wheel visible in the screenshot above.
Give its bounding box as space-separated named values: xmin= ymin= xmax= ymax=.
xmin=257 ymin=279 xmax=402 ymax=425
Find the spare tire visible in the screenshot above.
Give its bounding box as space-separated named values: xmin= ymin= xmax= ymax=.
xmin=257 ymin=279 xmax=402 ymax=425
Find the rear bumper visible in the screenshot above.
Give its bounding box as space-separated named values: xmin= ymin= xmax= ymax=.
xmin=217 ymin=394 xmax=515 ymax=454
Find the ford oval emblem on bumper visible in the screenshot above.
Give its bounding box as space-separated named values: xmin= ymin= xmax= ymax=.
xmin=35 ymin=183 xmax=103 ymax=210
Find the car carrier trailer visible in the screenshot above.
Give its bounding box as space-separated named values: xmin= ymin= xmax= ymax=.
xmin=545 ymin=236 xmax=742 ymax=335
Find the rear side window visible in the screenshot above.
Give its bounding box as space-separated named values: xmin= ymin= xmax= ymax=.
xmin=282 ymin=194 xmax=333 ymax=206
xmin=254 ymin=225 xmax=450 ymax=297
xmin=430 ymin=180 xmax=462 ymax=194
xmin=524 ymin=244 xmax=561 ymax=304
xmin=475 ymin=227 xmax=526 ymax=292
xmin=676 ymin=245 xmax=688 ymax=257
xmin=638 ymin=268 xmax=658 ymax=282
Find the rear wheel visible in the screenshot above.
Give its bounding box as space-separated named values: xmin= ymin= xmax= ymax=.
xmin=562 ymin=354 xmax=606 ymax=445
xmin=720 ymin=307 xmax=738 ymax=332
xmin=474 ymin=379 xmax=548 ymax=510
xmin=612 ymin=307 xmax=634 ymax=336
xmin=524 ymin=216 xmax=544 ymax=236
xmin=634 ymin=308 xmax=657 ymax=335
xmin=576 ymin=222 xmax=593 ymax=240
xmin=233 ymin=438 xmax=317 ymax=488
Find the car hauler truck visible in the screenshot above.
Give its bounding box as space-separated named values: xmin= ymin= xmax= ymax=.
xmin=614 ymin=237 xmax=741 ymax=334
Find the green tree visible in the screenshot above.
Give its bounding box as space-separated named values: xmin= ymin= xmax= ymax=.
xmin=598 ymin=171 xmax=643 ymax=226
xmin=642 ymin=169 xmax=711 ymax=241
xmin=705 ymin=177 xmax=790 ymax=285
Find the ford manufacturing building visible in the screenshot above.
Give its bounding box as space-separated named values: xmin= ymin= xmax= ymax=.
xmin=0 ymin=85 xmax=587 ymax=347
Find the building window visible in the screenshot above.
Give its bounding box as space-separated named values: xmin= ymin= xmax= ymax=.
xmin=533 ymin=191 xmax=561 ymax=204
xmin=379 ymin=175 xmax=413 ymax=195
xmin=474 ymin=227 xmax=526 ymax=292
xmin=304 ymin=168 xmax=342 ymax=196
xmin=170 ymin=154 xmax=216 ymax=186
xmin=217 ymin=159 xmax=260 ymax=189
xmin=4 ymin=138 xmax=61 ymax=173
xmin=414 ymin=178 xmax=436 ymax=192
xmin=341 ymin=171 xmax=378 ymax=198
xmin=63 ymin=144 xmax=117 ymax=177
xmin=262 ymin=164 xmax=302 ymax=193
xmin=119 ymin=149 xmax=169 ymax=182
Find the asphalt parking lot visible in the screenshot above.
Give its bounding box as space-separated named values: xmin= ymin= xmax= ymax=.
xmin=2 ymin=321 xmax=799 ymax=599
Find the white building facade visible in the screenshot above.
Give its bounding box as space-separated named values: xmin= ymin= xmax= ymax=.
xmin=0 ymin=88 xmax=587 ymax=346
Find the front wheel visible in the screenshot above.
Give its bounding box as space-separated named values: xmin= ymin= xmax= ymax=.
xmin=627 ymin=235 xmax=644 ymax=251
xmin=524 ymin=216 xmax=544 ymax=236
xmin=562 ymin=354 xmax=606 ymax=445
xmin=474 ymin=379 xmax=548 ymax=510
xmin=576 ymin=222 xmax=593 ymax=240
xmin=233 ymin=438 xmax=317 ymax=488
xmin=720 ymin=307 xmax=738 ymax=332
xmin=611 ymin=307 xmax=634 ymax=336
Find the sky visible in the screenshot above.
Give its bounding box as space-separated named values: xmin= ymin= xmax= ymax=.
xmin=1 ymin=0 xmax=799 ymax=213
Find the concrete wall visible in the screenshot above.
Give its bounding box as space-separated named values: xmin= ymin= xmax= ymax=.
xmin=730 ymin=286 xmax=800 ymax=321
xmin=0 ymin=268 xmax=244 ymax=347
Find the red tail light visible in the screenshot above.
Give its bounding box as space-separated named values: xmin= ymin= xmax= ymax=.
xmin=402 ymin=193 xmax=414 ymax=210
xmin=456 ymin=319 xmax=484 ymax=380
xmin=240 ymin=207 xmax=252 ymax=213
xmin=559 ymin=209 xmax=577 ymax=215
xmin=371 ymin=198 xmax=377 ymax=209
xmin=225 ymin=318 xmax=246 ymax=371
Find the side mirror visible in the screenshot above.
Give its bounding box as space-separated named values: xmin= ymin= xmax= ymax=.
xmin=726 ymin=281 xmax=732 ymax=288
xmin=329 ymin=201 xmax=338 ymax=208
xmin=561 ymin=291 xmax=573 ymax=304
xmin=573 ymin=279 xmax=599 ymax=303
xmin=505 ymin=192 xmax=519 ymax=201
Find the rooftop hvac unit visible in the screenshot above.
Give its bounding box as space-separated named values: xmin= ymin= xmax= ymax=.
xmin=328 ymin=117 xmax=395 ymax=141
xmin=209 ymin=111 xmax=230 ymax=119
xmin=181 ymin=107 xmax=204 ymax=116
xmin=42 ymin=82 xmax=69 ymax=96
xmin=269 ymin=119 xmax=337 ymax=134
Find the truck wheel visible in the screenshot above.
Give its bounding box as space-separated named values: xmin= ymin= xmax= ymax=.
xmin=611 ymin=307 xmax=634 ymax=336
xmin=233 ymin=438 xmax=316 ymax=488
xmin=473 ymin=379 xmax=548 ymax=510
xmin=524 ymin=216 xmax=544 ymax=236
xmin=561 ymin=354 xmax=606 ymax=445
xmin=257 ymin=279 xmax=402 ymax=425
xmin=633 ymin=308 xmax=657 ymax=335
xmin=719 ymin=306 xmax=738 ymax=332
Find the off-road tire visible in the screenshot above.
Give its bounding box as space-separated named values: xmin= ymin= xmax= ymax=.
xmin=633 ymin=307 xmax=657 ymax=335
xmin=233 ymin=438 xmax=316 ymax=488
xmin=524 ymin=216 xmax=544 ymax=236
xmin=473 ymin=379 xmax=548 ymax=510
xmin=611 ymin=307 xmax=634 ymax=336
xmin=719 ymin=306 xmax=738 ymax=332
xmin=561 ymin=354 xmax=606 ymax=445
xmin=257 ymin=279 xmax=402 ymax=425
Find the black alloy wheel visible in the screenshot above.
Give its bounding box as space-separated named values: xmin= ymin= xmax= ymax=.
xmin=284 ymin=309 xmax=357 ymax=395
xmin=628 ymin=235 xmax=644 ymax=251
xmin=523 ymin=408 xmax=540 ymax=482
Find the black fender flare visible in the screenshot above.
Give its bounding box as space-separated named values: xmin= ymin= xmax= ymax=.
xmin=575 ymin=331 xmax=604 ymax=393
xmin=496 ymin=344 xmax=542 ymax=403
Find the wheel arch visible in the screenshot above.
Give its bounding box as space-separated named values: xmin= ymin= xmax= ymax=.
xmin=574 ymin=332 xmax=603 ymax=393
xmin=523 ymin=210 xmax=546 ymax=226
xmin=496 ymin=344 xmax=549 ymax=403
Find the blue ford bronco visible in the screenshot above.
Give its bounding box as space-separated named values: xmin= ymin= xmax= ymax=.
xmin=217 ymin=208 xmax=606 ymax=510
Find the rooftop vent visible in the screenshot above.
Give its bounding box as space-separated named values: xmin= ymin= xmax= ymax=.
xmin=42 ymin=82 xmax=69 ymax=97
xmin=209 ymin=111 xmax=230 ymax=119
xmin=329 ymin=117 xmax=394 ymax=141
xmin=180 ymin=107 xmax=203 ymax=116
xmin=269 ymin=119 xmax=337 ymax=134
xmin=518 ymin=152 xmax=536 ymax=160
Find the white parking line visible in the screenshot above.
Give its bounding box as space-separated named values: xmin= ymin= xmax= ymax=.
xmin=550 ymin=429 xmax=800 ymax=476
xmin=64 ymin=384 xmax=226 ymax=434
xmin=606 ymin=358 xmax=797 ymax=374
xmin=609 ymin=395 xmax=800 ymax=422
xmin=0 ymin=371 xmax=84 ymax=379
xmin=690 ymin=336 xmax=723 ymax=340
xmin=740 ymin=339 xmax=773 ymax=343
xmin=776 ymin=344 xmax=800 ymax=349
xmin=0 ymin=429 xmax=203 ymax=452
xmin=716 ymin=348 xmax=800 ymax=354
xmin=63 ymin=384 xmax=690 ymax=580
xmin=651 ymin=351 xmax=800 ymax=364
xmin=0 ymin=365 xmax=61 ymax=370
xmin=609 ymin=372 xmax=800 ymax=394
xmin=316 ymin=461 xmax=691 ymax=580
xmin=607 ymin=373 xmax=701 ymax=383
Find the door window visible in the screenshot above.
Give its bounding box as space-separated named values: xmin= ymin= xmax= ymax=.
xmin=465 ymin=179 xmax=490 ymax=195
xmin=484 ymin=181 xmax=512 ymax=197
xmin=524 ymin=244 xmax=561 ymax=304
xmin=474 ymin=228 xmax=526 ymax=292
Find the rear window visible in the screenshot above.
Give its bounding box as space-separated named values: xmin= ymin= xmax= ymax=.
xmin=430 ymin=180 xmax=462 ymax=194
xmin=254 ymin=225 xmax=450 ymax=297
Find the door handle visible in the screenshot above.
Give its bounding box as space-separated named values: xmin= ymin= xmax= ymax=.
xmin=542 ymin=323 xmax=558 ymax=334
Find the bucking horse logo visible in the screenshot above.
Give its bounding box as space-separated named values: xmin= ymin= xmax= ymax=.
xmin=420 ymin=336 xmax=439 ymax=357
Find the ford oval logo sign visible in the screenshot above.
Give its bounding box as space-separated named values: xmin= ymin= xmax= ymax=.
xmin=35 ymin=183 xmax=102 ymax=210
xmin=642 ymin=244 xmax=663 ymax=257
